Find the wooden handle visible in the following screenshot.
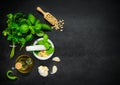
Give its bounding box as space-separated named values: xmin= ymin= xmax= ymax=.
xmin=37 ymin=6 xmax=46 ymax=15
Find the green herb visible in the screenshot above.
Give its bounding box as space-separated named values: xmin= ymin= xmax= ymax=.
xmin=6 ymin=70 xmax=18 ymax=80
xmin=43 ymin=34 xmax=48 ymax=42
xmin=25 ymin=34 xmax=33 ymax=42
xmin=37 ymin=39 xmax=44 ymax=45
xmin=41 ymin=24 xmax=52 ymax=31
xmin=19 ymin=24 xmax=29 ymax=33
xmin=47 ymin=48 xmax=54 ymax=54
xmin=34 ymin=23 xmax=42 ymax=32
xmin=44 ymin=42 xmax=50 ymax=49
xmin=10 ymin=42 xmax=15 ymax=59
xmin=28 ymin=13 xmax=36 ymax=24
xmin=2 ymin=12 xmax=52 ymax=58
xmin=36 ymin=31 xmax=44 ymax=37
xmin=36 ymin=34 xmax=54 ymax=55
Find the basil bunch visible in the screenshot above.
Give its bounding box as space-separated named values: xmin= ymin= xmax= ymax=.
xmin=2 ymin=12 xmax=52 ymax=58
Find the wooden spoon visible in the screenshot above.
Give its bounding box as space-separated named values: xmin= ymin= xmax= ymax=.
xmin=36 ymin=6 xmax=58 ymax=26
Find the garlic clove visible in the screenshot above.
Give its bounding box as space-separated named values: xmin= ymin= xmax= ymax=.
xmin=51 ymin=65 xmax=58 ymax=74
xmin=52 ymin=57 xmax=61 ymax=62
xmin=38 ymin=65 xmax=49 ymax=77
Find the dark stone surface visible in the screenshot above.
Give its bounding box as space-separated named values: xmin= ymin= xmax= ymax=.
xmin=0 ymin=0 xmax=120 ymax=85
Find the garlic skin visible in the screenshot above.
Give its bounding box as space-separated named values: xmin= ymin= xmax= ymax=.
xmin=52 ymin=57 xmax=61 ymax=62
xmin=38 ymin=65 xmax=49 ymax=77
xmin=51 ymin=65 xmax=58 ymax=74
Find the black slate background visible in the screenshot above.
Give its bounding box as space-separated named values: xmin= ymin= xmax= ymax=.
xmin=0 ymin=0 xmax=120 ymax=85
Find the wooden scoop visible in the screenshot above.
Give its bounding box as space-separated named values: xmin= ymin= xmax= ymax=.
xmin=37 ymin=6 xmax=58 ymax=26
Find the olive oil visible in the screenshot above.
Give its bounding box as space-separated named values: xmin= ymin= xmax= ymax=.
xmin=15 ymin=55 xmax=33 ymax=73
